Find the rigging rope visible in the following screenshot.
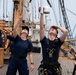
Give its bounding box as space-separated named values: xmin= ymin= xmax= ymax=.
xmin=47 ymin=0 xmax=52 ymax=7
xmin=66 ymin=8 xmax=76 ymax=16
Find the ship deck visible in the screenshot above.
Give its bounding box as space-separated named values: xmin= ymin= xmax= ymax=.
xmin=0 ymin=52 xmax=76 ymax=75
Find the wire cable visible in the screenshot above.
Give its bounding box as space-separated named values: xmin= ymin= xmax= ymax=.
xmin=47 ymin=0 xmax=52 ymax=7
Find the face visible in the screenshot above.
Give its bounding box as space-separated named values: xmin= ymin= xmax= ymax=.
xmin=48 ymin=28 xmax=58 ymax=40
xmin=20 ymin=29 xmax=29 ymax=37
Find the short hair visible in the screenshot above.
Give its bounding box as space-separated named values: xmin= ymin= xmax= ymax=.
xmin=22 ymin=26 xmax=29 ymax=33
xmin=48 ymin=26 xmax=58 ymax=37
xmin=50 ymin=26 xmax=58 ymax=34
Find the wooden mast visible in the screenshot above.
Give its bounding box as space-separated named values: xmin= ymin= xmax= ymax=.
xmin=13 ymin=0 xmax=23 ymax=34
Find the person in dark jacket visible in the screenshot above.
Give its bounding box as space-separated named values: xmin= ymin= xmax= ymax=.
xmin=6 ymin=14 xmax=34 ymax=75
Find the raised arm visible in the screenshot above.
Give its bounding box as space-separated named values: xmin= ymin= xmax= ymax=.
xmin=39 ymin=7 xmax=45 ymax=40
xmin=13 ymin=14 xmax=23 ymax=38
xmin=52 ymin=25 xmax=68 ymax=42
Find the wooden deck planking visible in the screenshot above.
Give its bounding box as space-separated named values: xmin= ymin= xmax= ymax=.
xmin=0 ymin=53 xmax=75 ymax=75
xmin=59 ymin=58 xmax=74 ymax=75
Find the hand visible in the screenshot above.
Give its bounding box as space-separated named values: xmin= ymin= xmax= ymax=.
xmin=38 ymin=7 xmax=41 ymax=12
xmin=30 ymin=64 xmax=34 ymax=71
xmin=38 ymin=7 xmax=44 ymax=13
